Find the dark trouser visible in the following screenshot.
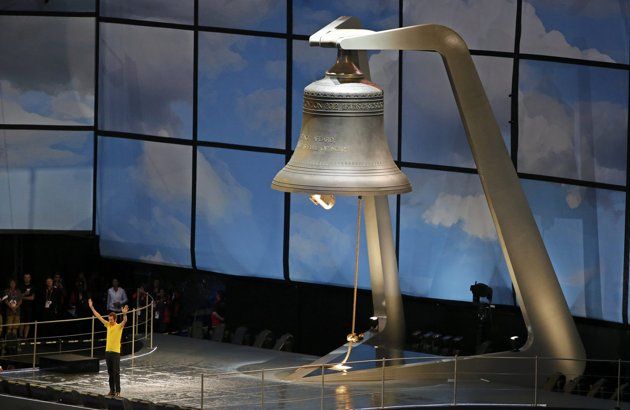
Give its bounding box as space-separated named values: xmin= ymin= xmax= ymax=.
xmin=105 ymin=351 xmax=121 ymax=393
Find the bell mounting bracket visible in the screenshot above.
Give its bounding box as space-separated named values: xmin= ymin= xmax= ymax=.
xmin=293 ymin=16 xmax=585 ymax=381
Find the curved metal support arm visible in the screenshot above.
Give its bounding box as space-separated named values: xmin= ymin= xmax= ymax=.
xmin=322 ymin=21 xmax=585 ymax=370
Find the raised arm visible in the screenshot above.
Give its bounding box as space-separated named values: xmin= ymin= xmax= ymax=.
xmin=121 ymin=305 xmax=128 ymax=327
xmin=88 ymin=298 xmax=108 ymax=326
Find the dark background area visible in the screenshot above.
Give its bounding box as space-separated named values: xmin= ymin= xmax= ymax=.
xmin=0 ymin=233 xmax=627 ymax=362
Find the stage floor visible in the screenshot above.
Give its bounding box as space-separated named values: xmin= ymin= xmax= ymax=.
xmin=3 ymin=334 xmax=629 ymax=409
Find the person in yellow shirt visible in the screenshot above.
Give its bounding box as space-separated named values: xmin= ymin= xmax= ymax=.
xmin=88 ymin=298 xmax=128 ymax=397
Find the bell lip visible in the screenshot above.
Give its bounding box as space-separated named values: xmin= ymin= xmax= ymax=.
xmin=270 ymin=180 xmax=412 ymax=196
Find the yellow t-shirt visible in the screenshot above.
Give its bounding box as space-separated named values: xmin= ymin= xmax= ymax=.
xmin=105 ymin=322 xmax=124 ymax=353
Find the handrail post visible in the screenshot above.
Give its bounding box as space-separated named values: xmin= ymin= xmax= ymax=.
xmin=145 ymin=294 xmax=149 ymax=340
xmin=321 ymin=364 xmax=325 ymax=410
xmin=135 ymin=287 xmax=140 ymax=337
xmin=131 ymin=308 xmax=136 ymax=361
xmin=618 ymin=358 xmax=622 ymax=408
xmin=200 ymin=373 xmax=204 ymax=410
xmin=261 ymin=369 xmax=265 ymax=409
xmin=380 ymin=357 xmax=385 ymax=408
xmin=453 ymin=355 xmax=458 ymax=405
xmin=32 ymin=321 xmax=38 ymax=368
xmin=150 ymin=298 xmax=154 ymax=349
xmin=90 ymin=316 xmax=95 ymax=358
xmin=533 ymin=356 xmax=539 ymax=406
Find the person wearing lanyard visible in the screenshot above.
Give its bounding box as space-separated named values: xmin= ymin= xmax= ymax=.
xmin=42 ymin=277 xmax=61 ymax=323
xmin=88 ymin=298 xmax=128 ymax=397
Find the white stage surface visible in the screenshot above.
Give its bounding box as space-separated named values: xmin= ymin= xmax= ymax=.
xmin=2 ymin=334 xmax=628 ymax=409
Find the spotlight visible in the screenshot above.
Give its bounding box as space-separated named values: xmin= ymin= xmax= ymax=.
xmin=510 ymin=335 xmax=520 ymax=352
xmin=309 ymin=194 xmax=335 ymax=210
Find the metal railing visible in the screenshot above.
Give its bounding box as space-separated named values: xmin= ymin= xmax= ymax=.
xmin=0 ymin=290 xmax=155 ymax=368
xmin=199 ymin=355 xmax=630 ymax=409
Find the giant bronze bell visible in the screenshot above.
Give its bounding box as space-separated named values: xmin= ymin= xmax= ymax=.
xmin=272 ymin=50 xmax=411 ymax=196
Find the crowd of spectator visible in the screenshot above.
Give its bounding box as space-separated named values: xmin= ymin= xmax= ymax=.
xmin=0 ymin=271 xmax=224 ymax=355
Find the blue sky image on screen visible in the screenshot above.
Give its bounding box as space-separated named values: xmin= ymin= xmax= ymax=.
xmin=97 ymin=137 xmax=192 ymax=267
xmin=521 ymin=0 xmax=630 ymax=64
xmin=399 ymin=168 xmax=513 ymax=305
xmin=0 ymin=0 xmax=95 ymax=11
xmin=195 ymin=147 xmax=285 ymax=279
xmin=522 ymin=180 xmax=625 ymax=322
xmin=518 ymin=60 xmax=628 ymax=186
xmin=290 ymin=194 xmax=396 ymax=289
xmin=101 ymin=0 xmax=194 ymax=25
xmin=402 ymin=54 xmax=512 ymax=168
xmin=99 ymin=23 xmax=193 ymax=139
xmin=0 ymin=16 xmax=94 ymax=126
xmin=0 ymin=130 xmax=93 ymax=230
xmin=198 ymin=32 xmax=286 ymax=148
xmin=199 ymin=0 xmax=286 ymax=33
xmin=403 ymin=0 xmax=517 ymax=52
xmin=1 ymin=0 xmax=628 ymax=323
xmin=293 ymin=0 xmax=398 ymax=36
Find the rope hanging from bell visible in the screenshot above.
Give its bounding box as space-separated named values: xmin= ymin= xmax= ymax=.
xmin=333 ymin=195 xmax=364 ymax=371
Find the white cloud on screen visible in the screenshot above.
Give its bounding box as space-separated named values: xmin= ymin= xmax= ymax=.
xmin=199 ymin=35 xmax=247 ymax=80
xmin=264 ymin=60 xmax=286 ymax=81
xmin=99 ymin=24 xmax=193 ymax=138
xmin=134 ymin=141 xmax=252 ymax=222
xmin=0 ymin=166 xmax=92 ymax=230
xmin=133 ymin=142 xmax=191 ymax=204
xmin=293 ymin=6 xmax=335 ymax=34
xmin=518 ymin=89 xmax=627 ymax=185
xmin=141 ymin=251 xmax=165 ymax=263
xmin=422 ymin=193 xmax=497 ymax=240
xmin=100 ymin=141 xmax=255 ymax=265
xmin=0 ymin=17 xmax=94 ymax=124
xmin=236 ymin=88 xmax=285 ymax=146
xmin=0 ymin=130 xmax=92 ymax=230
xmin=196 ymin=152 xmax=252 ymax=223
xmin=403 ymin=1 xmax=623 ymax=181
xmin=403 ymin=53 xmax=512 ymax=166
xmin=149 ymin=207 xmax=190 ymax=249
xmin=0 ymin=130 xmax=90 ymax=167
xmin=0 ymin=81 xmax=93 ymax=126
xmin=122 ymin=207 xmax=190 ymax=264
xmin=49 ymin=90 xmax=94 ymax=123
xmin=521 ymin=1 xmax=616 ymax=62
xmin=290 ymin=213 xmax=352 ymax=270
xmin=404 ymin=0 xmax=614 ymax=62
xmin=101 ymin=0 xmax=192 ymax=23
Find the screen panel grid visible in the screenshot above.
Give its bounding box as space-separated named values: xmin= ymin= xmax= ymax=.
xmin=2 ymin=0 xmax=630 ymax=324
